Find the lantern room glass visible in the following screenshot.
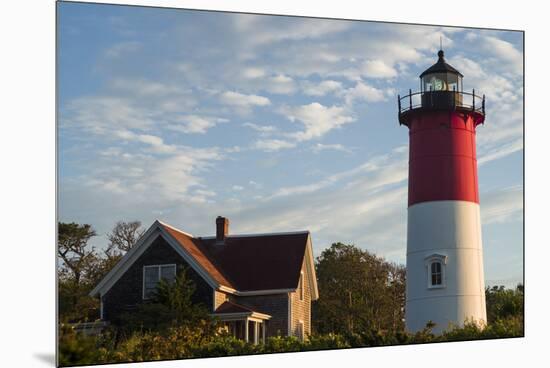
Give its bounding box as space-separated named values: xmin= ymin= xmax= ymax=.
xmin=422 ymin=72 xmax=462 ymax=92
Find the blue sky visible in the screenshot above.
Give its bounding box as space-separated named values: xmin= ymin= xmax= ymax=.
xmin=58 ymin=3 xmax=523 ymax=287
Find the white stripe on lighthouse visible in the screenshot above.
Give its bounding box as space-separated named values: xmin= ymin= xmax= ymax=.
xmin=405 ymin=200 xmax=486 ymax=333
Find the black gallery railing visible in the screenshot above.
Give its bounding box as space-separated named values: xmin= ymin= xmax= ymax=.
xmin=398 ymin=89 xmax=485 ymax=116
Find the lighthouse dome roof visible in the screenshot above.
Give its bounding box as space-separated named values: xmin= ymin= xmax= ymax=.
xmin=419 ymin=50 xmax=463 ymax=78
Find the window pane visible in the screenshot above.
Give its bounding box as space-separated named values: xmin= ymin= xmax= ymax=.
xmin=161 ymin=265 xmax=176 ymax=283
xmin=144 ymin=266 xmax=159 ymax=299
xmin=430 ymin=261 xmax=443 ymax=286
xmin=144 ymin=267 xmax=159 ymax=283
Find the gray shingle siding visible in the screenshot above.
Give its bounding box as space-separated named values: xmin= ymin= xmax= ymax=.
xmin=226 ymin=293 xmax=290 ymax=337
xmin=102 ymin=235 xmax=213 ymax=322
xmin=289 ymin=260 xmax=311 ymax=339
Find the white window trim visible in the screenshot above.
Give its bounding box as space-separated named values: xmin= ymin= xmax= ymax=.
xmin=424 ymin=254 xmax=447 ymax=290
xmin=142 ymin=263 xmax=177 ymax=300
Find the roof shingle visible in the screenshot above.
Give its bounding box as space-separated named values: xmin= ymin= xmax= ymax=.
xmin=160 ymin=222 xmax=309 ymax=292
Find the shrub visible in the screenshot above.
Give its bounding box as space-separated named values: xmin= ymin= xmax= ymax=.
xmin=58 ymin=325 xmax=103 ymax=366
xmin=306 ymin=333 xmax=350 ymax=350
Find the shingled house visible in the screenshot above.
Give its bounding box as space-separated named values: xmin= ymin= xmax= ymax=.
xmin=90 ymin=217 xmax=319 ymax=344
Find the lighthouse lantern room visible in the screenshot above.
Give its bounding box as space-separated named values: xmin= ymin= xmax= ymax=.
xmin=398 ymin=50 xmax=487 ymax=333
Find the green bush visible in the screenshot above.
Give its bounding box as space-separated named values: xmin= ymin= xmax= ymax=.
xmin=191 ymin=335 xmax=257 ymax=357
xmin=306 ymin=333 xmax=350 ymax=350
xmin=59 ymin=316 xmax=524 ymax=367
xmin=58 ymin=325 xmax=103 ymax=366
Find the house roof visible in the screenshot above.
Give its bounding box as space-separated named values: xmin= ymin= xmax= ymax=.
xmin=91 ymin=219 xmax=318 ymax=299
xmin=161 ymin=224 xmax=235 ymax=288
xmin=213 ymin=301 xmax=272 ymax=320
xmin=198 ymin=232 xmax=309 ymax=292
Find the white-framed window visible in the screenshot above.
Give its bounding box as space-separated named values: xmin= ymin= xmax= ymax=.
xmin=425 ymin=254 xmax=447 ymax=289
xmin=297 ymin=320 xmax=305 ymax=341
xmin=142 ymin=264 xmax=177 ymax=300
xmin=430 ymin=261 xmax=442 ymax=286
xmin=299 ymin=271 xmax=304 ymax=301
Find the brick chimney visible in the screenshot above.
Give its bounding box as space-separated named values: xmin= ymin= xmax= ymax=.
xmin=216 ymin=216 xmax=229 ymax=243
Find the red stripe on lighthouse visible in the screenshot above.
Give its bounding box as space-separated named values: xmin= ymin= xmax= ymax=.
xmin=408 ymin=110 xmax=481 ymax=207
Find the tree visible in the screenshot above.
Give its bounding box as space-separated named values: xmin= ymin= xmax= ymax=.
xmin=58 ymin=222 xmax=98 ymax=285
xmin=115 ymin=267 xmax=212 ymax=335
xmin=105 ymin=220 xmax=145 ymax=258
xmin=312 ymin=242 xmax=406 ymax=335
xmin=154 ymin=267 xmax=211 ymax=327
xmin=58 ymin=222 xmax=100 ymax=321
xmin=485 ymin=284 xmax=524 ymax=323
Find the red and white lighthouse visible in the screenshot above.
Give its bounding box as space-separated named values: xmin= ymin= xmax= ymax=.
xmin=398 ymin=50 xmax=487 ymax=333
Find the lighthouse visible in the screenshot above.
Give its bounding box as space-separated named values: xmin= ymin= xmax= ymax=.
xmin=398 ymin=50 xmax=487 ymax=333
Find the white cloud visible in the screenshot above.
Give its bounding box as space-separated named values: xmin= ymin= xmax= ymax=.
xmin=481 ymin=36 xmax=523 ymax=75
xmin=110 ymin=78 xmax=183 ymax=96
xmin=361 ymin=60 xmax=398 ymax=79
xmin=168 ymin=115 xmax=228 ymax=134
xmin=266 ymin=74 xmax=296 ymax=94
xmin=242 ymin=67 xmax=266 ymax=79
xmin=219 ymin=91 xmax=271 ymax=107
xmin=62 ymin=96 xmax=155 ymax=134
xmin=452 ymin=56 xmax=486 ymax=80
xmin=75 ymin=144 xmax=223 ymax=204
xmin=302 ymin=80 xmax=343 ymax=96
xmin=137 ymin=134 xmax=164 ymax=146
xmin=344 ymin=82 xmax=387 ymax=105
xmin=282 ymin=102 xmax=355 ymax=141
xmin=253 ymin=139 xmax=296 ymax=152
xmin=242 ymin=122 xmax=277 ymax=135
xmin=311 ymin=143 xmax=353 ymax=154
xmin=232 ymin=185 xmax=244 ymax=191
xmin=233 ymin=15 xmax=351 ymax=46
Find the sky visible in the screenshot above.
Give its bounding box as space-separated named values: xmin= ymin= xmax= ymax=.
xmin=57 ymin=2 xmax=523 ymax=288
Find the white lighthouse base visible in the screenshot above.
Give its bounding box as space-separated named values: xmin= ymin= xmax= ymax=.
xmin=406 ymin=200 xmax=487 ymax=334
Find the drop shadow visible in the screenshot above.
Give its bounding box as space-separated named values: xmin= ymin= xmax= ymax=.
xmin=34 ymin=353 xmax=56 ymax=366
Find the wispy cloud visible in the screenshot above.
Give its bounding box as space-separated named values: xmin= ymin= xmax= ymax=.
xmin=219 ymin=91 xmax=271 ymax=107
xmin=104 ymin=41 xmax=141 ymax=58
xmin=168 ymin=115 xmax=228 ymax=135
xmin=302 ymin=80 xmax=343 ymax=96
xmin=481 ymin=185 xmax=523 ymax=225
xmin=311 ymin=143 xmax=353 ymax=154
xmin=242 ymin=122 xmax=278 ymax=135
xmin=252 ymin=139 xmax=296 ymax=152
xmin=281 ymin=102 xmax=355 ymax=141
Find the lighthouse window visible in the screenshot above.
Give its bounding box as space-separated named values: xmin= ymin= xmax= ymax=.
xmin=425 ymin=254 xmax=447 ymax=289
xmin=431 ymin=262 xmax=442 ymax=286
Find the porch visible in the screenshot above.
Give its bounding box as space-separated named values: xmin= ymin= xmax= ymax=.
xmin=212 ymin=301 xmax=271 ymax=344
